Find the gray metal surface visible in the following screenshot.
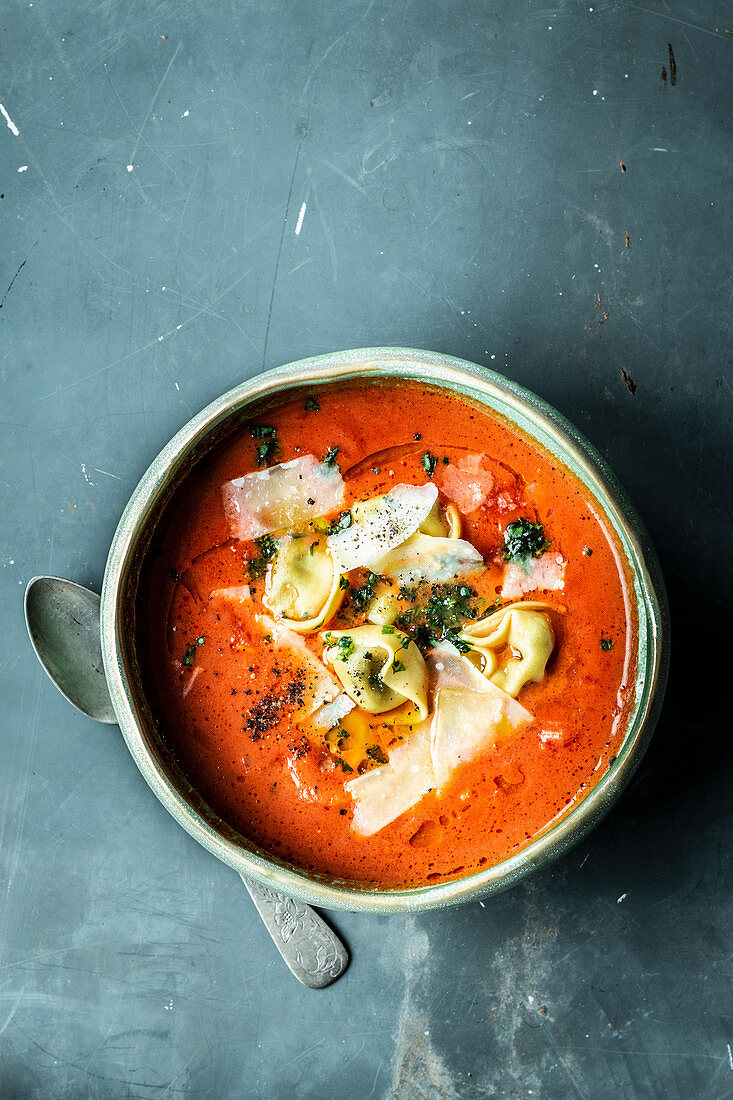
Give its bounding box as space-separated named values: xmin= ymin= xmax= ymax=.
xmin=1 ymin=2 xmax=730 ymax=1098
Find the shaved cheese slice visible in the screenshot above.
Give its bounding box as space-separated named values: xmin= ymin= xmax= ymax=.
xmin=431 ymin=685 xmax=532 ymax=789
xmin=327 ymin=483 xmax=438 ymax=573
xmin=223 ymin=455 xmax=345 ymax=541
xmin=426 ymin=641 xmax=493 ymax=698
xmin=309 ymin=693 xmax=355 ymax=731
xmin=373 ymin=534 xmax=484 ymax=584
xmin=440 ymin=454 xmax=494 ymax=514
xmin=501 ymin=553 xmax=565 ymax=599
xmin=345 ymin=724 xmax=434 ymax=836
xmin=259 ymin=615 xmax=340 ymax=716
xmin=209 ymin=585 xmax=251 ymax=603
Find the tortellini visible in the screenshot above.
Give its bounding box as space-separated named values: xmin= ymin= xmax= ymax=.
xmin=459 ymin=603 xmax=554 ymax=698
xmin=419 ymin=500 xmax=461 ymax=539
xmin=320 ymin=625 xmax=428 ymax=719
xmin=264 ymin=535 xmax=345 ymax=633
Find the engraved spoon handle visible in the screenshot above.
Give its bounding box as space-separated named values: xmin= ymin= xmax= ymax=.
xmin=241 ymin=875 xmax=349 ymax=988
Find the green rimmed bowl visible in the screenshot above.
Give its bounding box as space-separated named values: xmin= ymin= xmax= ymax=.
xmin=101 ymin=347 xmax=669 ymax=913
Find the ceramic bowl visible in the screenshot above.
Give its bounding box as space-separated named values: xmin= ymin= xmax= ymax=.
xmin=101 ymin=347 xmax=669 ymax=913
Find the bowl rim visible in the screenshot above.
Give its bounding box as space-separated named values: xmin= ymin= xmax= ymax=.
xmin=100 ymin=346 xmax=670 ymax=913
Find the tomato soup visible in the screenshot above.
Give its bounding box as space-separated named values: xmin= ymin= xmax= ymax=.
xmin=137 ymin=379 xmax=636 ymax=888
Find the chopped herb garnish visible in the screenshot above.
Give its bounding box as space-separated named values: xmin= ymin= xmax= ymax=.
xmin=366 ymin=745 xmax=388 ymax=764
xmin=323 ymin=445 xmax=339 ymax=466
xmin=350 ymin=571 xmax=379 ymax=611
xmin=442 ymin=456 xmax=450 ymax=464
xmin=395 ymin=582 xmax=479 ymax=654
xmin=326 ymin=635 xmax=355 ymax=659
xmin=256 ymin=434 xmax=280 ymax=466
xmin=339 ymin=808 xmax=347 ymax=815
xmin=381 ymin=625 xmax=395 ymax=634
xmin=249 ymin=424 xmax=276 ymax=438
xmin=263 ymin=634 xmax=273 ymax=644
xmin=600 ymin=637 xmax=615 ymax=651
xmin=327 ymin=510 xmax=352 ymax=535
xmin=309 ymin=541 xmax=318 ymax=556
xmin=182 ymin=643 xmax=197 ymax=667
xmin=339 ymin=576 xmax=350 ymax=591
xmin=422 ymin=452 xmax=437 ymax=478
xmin=414 ymin=432 xmax=422 ymax=441
xmin=503 ymin=517 xmax=550 ymax=563
xmin=336 ymin=758 xmax=353 ymax=773
xmin=255 ymin=534 xmax=278 ymax=560
xmin=392 ymin=660 xmax=406 ymax=673
xmin=583 ymin=546 xmax=593 ymax=556
xmin=305 ymin=397 xmax=320 ymax=411
xmin=371 ymin=467 xmax=381 ymax=475
xmin=197 ymin=636 xmax=205 ymax=646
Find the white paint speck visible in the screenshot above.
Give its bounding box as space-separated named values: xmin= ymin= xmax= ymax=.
xmin=182 ymin=110 xmax=190 ymax=117
xmin=593 ymin=89 xmax=598 ymax=96
xmin=126 ymin=164 xmax=134 ymax=172
xmin=479 ymin=901 xmax=485 ymax=908
xmin=0 ymin=103 xmax=20 ymax=136
xmin=490 ymin=354 xmax=496 ymax=359
xmin=652 ymin=147 xmax=668 ymax=152
xmin=18 ymin=165 xmax=28 ymax=173
xmin=294 ymin=201 xmax=307 ymax=236
xmin=174 ymin=381 xmax=180 ymax=390
xmin=617 ymin=892 xmax=628 ymax=904
xmin=727 ymin=1043 xmax=732 ymax=1071
xmin=157 ymin=335 xmax=164 ymax=342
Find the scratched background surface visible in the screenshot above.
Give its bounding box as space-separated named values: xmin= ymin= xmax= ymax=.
xmin=1 ymin=1 xmax=732 ymax=1097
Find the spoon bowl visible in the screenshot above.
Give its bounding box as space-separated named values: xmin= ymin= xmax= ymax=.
xmin=24 ymin=576 xmax=116 ymax=724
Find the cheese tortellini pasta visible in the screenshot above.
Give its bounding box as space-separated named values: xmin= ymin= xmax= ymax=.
xmin=320 ymin=624 xmax=428 ymax=719
xmin=459 ymin=603 xmax=554 ymax=698
xmin=264 ymin=535 xmax=345 ymax=633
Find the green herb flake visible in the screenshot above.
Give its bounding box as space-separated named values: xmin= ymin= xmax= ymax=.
xmin=339 ymin=576 xmax=350 ymax=591
xmin=600 ymin=637 xmax=615 ymax=651
xmin=327 ymin=510 xmax=352 ymax=535
xmin=255 ymin=534 xmax=278 ymax=560
xmin=583 ymin=546 xmax=593 ymax=556
xmin=309 ymin=541 xmax=318 ymax=556
xmin=196 ymin=636 xmax=206 ymax=646
xmin=371 ymin=467 xmax=381 ymax=475
xmin=323 ymin=445 xmax=339 ymax=466
xmin=414 ymin=432 xmax=422 ymax=441
xmin=305 ymin=397 xmax=320 ymax=411
xmin=350 ymin=571 xmax=379 ymax=612
xmin=422 ymin=452 xmax=437 ymax=478
xmin=256 ymin=433 xmax=281 ymax=466
xmin=381 ymin=625 xmax=395 ymax=635
xmin=391 ymin=660 xmax=406 ymax=674
xmin=503 ymin=517 xmax=550 ymax=563
xmin=366 ymin=745 xmax=388 ymax=764
xmin=182 ymin=643 xmax=197 ymax=667
xmin=336 ymin=636 xmax=356 ymax=658
xmin=336 ymin=758 xmax=353 ymax=773
xmin=249 ymin=424 xmax=276 ymax=439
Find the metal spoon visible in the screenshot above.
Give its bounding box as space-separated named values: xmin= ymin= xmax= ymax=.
xmin=24 ymin=575 xmax=349 ymax=989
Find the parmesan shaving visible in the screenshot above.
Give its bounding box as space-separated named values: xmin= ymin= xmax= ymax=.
xmin=223 ymin=455 xmax=345 ymax=541
xmin=327 ymin=483 xmax=438 ymax=573
xmin=345 ymin=723 xmax=434 ymax=836
xmin=501 ymin=553 xmax=565 ymax=599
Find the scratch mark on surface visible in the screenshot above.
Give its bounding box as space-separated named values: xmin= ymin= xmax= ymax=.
xmin=261 ymin=141 xmax=304 ymax=368
xmin=0 ymin=259 xmax=29 ymax=310
xmin=321 ymin=158 xmax=367 ymax=196
xmin=728 ymin=1043 xmax=733 ymax=1071
xmin=301 ymin=0 xmax=377 ymax=99
xmin=0 ymin=102 xmax=19 ymax=136
xmin=617 ymin=892 xmax=628 ymax=903
xmin=637 ymin=6 xmax=719 ymax=39
xmin=127 ymin=41 xmax=182 ymax=170
xmin=294 ymin=201 xmax=307 ymax=236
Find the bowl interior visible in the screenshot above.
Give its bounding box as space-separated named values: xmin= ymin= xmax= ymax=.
xmin=102 ymin=348 xmax=669 ymax=913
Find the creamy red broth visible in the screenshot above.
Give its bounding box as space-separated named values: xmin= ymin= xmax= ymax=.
xmin=138 ymin=380 xmax=636 ymax=888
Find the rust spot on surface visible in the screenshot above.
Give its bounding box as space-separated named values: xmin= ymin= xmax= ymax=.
xmin=620 ymin=160 xmax=627 ymax=172
xmin=625 ymin=230 xmax=630 ymax=249
xmin=668 ymin=43 xmax=677 ymax=85
xmin=619 ymin=367 xmax=637 ymax=395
